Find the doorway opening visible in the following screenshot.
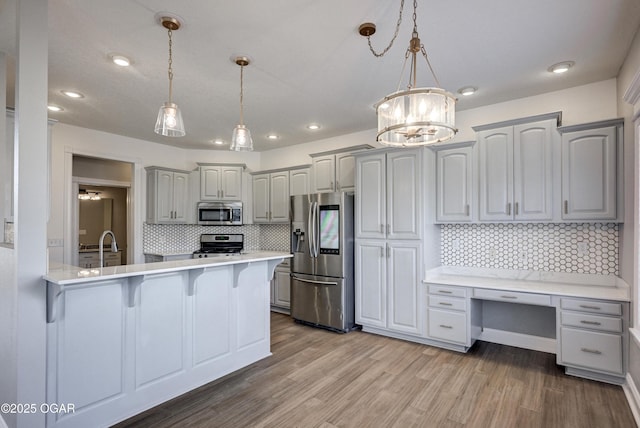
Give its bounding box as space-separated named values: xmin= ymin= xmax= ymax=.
xmin=71 ymin=155 xmax=133 ymax=267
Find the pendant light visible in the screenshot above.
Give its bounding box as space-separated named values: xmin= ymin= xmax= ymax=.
xmin=230 ymin=56 xmax=253 ymax=151
xmin=154 ymin=16 xmax=186 ymax=137
xmin=359 ymin=0 xmax=457 ymax=147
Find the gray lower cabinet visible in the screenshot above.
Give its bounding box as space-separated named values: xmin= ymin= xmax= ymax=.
xmin=427 ymin=285 xmax=473 ymax=348
xmin=271 ymin=261 xmax=291 ymax=313
xmin=558 ymin=298 xmax=627 ymax=382
xmin=78 ymin=251 xmax=121 ymax=268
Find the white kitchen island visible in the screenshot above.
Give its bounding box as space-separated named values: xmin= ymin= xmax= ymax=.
xmin=43 ymin=252 xmax=291 ymax=428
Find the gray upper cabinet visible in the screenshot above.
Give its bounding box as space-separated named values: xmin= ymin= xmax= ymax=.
xmin=146 ymin=167 xmax=190 ymax=224
xmin=289 ymin=167 xmax=311 ymax=196
xmin=199 ymin=164 xmax=243 ymax=201
xmin=311 ymin=153 xmax=355 ymax=193
xmin=251 ymin=170 xmax=290 ymax=223
xmin=435 ymin=143 xmax=474 ymax=222
xmin=310 ymin=145 xmax=373 ymax=194
xmin=476 ymin=117 xmax=556 ymax=222
xmin=559 ymin=120 xmax=623 ymax=221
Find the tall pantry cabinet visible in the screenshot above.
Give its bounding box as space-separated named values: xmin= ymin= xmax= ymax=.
xmin=355 ymin=148 xmax=424 ymax=337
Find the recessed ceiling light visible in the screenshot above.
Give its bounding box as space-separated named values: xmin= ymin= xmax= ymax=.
xmin=457 ymin=86 xmax=477 ymax=96
xmin=307 ymin=124 xmax=320 ymax=130
xmin=267 ymin=134 xmax=279 ymax=140
xmin=110 ymin=54 xmax=131 ymax=67
xmin=47 ymin=105 xmax=63 ymax=112
xmin=61 ymin=90 xmax=84 ymax=99
xmin=548 ymin=61 xmax=575 ymax=74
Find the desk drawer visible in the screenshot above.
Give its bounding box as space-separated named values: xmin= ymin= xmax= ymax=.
xmin=428 ymin=295 xmax=466 ymax=312
xmin=428 ymin=285 xmax=467 ymax=298
xmin=560 ymin=327 xmax=623 ymax=375
xmin=428 ymin=309 xmax=467 ymax=344
xmin=561 ymin=312 xmax=622 ymax=333
xmin=473 ymin=288 xmax=551 ymax=306
xmin=561 ymin=299 xmax=622 ymax=316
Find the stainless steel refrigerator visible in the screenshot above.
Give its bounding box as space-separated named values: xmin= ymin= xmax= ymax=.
xmin=290 ymin=192 xmax=355 ymax=332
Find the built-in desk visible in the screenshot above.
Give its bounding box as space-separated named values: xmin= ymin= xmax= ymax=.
xmin=423 ymin=267 xmax=630 ymax=385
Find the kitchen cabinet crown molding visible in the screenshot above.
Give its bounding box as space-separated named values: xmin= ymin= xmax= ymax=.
xmin=428 ymin=140 xmax=476 ymax=152
xmin=557 ymin=118 xmax=624 ymax=134
xmin=309 ymin=144 xmax=373 ymax=158
xmin=196 ymin=162 xmax=246 ymax=170
xmin=471 ymin=111 xmax=562 ymax=132
xmin=250 ymin=164 xmax=311 ymax=175
xmin=145 ymin=165 xmax=191 ymax=174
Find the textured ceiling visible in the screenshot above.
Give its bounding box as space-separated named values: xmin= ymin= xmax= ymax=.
xmin=1 ymin=0 xmax=639 ymax=151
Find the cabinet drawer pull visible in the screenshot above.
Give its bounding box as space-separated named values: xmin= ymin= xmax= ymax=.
xmin=439 ymin=302 xmax=453 ymax=306
xmin=437 ymin=290 xmax=453 ymax=294
xmin=439 ymin=325 xmax=453 ymax=329
xmin=514 ymin=202 xmax=519 ymax=216
xmin=380 ymin=224 xmax=384 ymax=233
xmin=500 ymin=295 xmax=518 ymax=299
xmin=387 ymin=224 xmax=390 ymax=234
xmin=506 ymin=202 xmax=511 ymax=215
xmin=580 ymin=320 xmax=602 ymax=326
xmin=580 ymin=347 xmax=602 ymax=355
xmin=579 ymin=304 xmax=601 ymax=310
xmin=465 ymin=204 xmax=470 ymax=217
xmin=564 ymin=200 xmax=568 ymax=214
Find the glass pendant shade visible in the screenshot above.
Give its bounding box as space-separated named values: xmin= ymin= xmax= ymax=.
xmin=376 ymin=87 xmax=456 ymax=147
xmin=230 ymin=124 xmax=253 ymax=151
xmin=155 ymin=102 xmax=185 ymax=137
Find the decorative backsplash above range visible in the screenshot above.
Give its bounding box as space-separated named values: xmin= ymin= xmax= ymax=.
xmin=441 ymin=223 xmax=618 ymax=275
xmin=143 ymin=223 xmax=290 ymax=254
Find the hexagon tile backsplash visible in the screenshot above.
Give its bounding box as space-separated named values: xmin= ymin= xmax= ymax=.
xmin=143 ymin=223 xmax=290 ymax=254
xmin=441 ymin=223 xmax=618 ymax=275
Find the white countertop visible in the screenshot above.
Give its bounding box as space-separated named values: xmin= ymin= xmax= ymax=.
xmin=45 ymin=251 xmax=292 ymax=286
xmin=424 ymin=266 xmax=630 ymax=302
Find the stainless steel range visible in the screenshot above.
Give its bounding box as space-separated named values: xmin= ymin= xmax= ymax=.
xmin=193 ymin=234 xmax=244 ymax=258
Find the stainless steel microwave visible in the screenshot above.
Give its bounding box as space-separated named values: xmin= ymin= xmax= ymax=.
xmin=197 ymin=201 xmax=243 ymax=225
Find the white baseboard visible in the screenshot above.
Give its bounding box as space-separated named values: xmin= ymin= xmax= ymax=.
xmin=623 ymin=373 xmax=640 ymax=427
xmin=476 ymin=328 xmax=556 ymax=354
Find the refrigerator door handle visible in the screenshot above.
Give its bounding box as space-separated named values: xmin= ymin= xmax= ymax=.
xmin=307 ymin=201 xmax=315 ymax=258
xmin=313 ymin=202 xmax=320 ymax=258
xmin=291 ymin=275 xmax=338 ymax=287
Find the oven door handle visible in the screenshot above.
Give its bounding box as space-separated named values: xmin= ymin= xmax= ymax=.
xmin=291 ymin=275 xmax=338 ymax=287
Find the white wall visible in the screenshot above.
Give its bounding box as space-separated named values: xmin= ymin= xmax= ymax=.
xmin=259 ymin=128 xmax=379 ymax=171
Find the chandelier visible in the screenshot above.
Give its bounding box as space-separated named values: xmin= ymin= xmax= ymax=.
xmin=360 ymin=0 xmax=457 ymax=146
xmin=154 ymin=16 xmax=186 ymax=137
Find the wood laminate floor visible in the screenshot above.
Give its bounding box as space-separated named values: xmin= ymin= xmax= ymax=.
xmin=114 ymin=313 xmax=636 ymax=428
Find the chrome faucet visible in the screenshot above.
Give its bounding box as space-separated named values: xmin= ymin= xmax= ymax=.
xmin=98 ymin=230 xmax=118 ymax=268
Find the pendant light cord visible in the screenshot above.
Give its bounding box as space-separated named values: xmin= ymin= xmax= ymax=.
xmin=167 ymin=28 xmax=174 ymax=103
xmin=366 ymin=0 xmax=405 ymax=57
xmin=239 ymin=64 xmax=245 ymax=125
xmin=365 ymin=0 xmax=442 ymax=88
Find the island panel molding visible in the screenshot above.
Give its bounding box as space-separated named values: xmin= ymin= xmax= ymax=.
xmin=44 ymin=253 xmax=289 ymax=428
